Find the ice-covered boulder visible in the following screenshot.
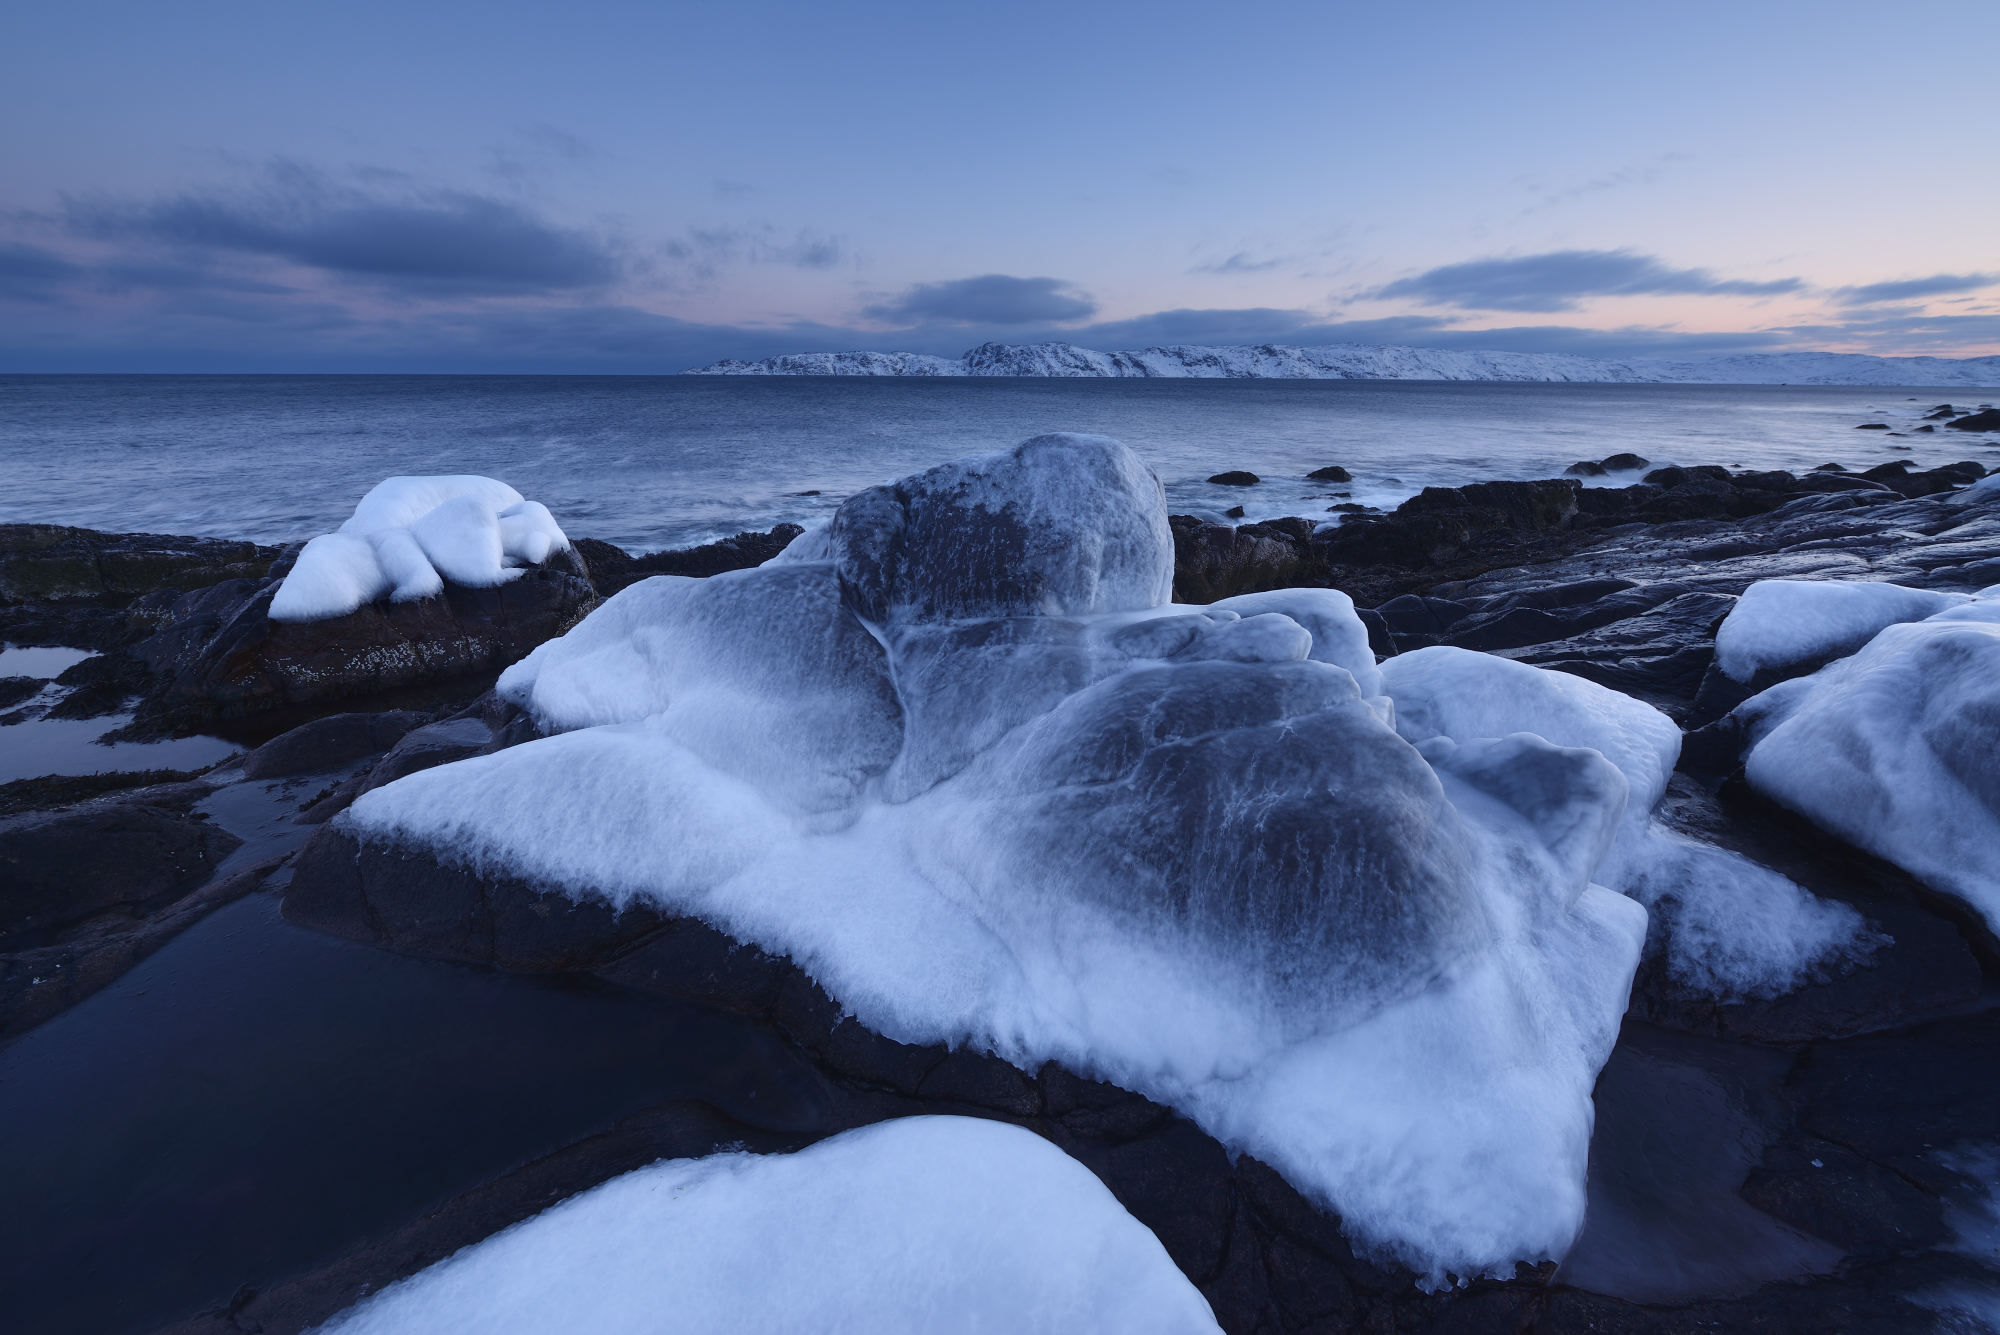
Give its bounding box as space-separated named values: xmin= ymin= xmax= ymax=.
xmin=498 ymin=563 xmax=902 ymax=816
xmin=317 ymin=1117 xmax=1223 ymax=1335
xmin=828 ymin=432 xmax=1173 ymax=624
xmin=1381 ymin=647 xmax=1874 ymax=999
xmin=1713 ymin=579 xmax=1970 ymax=682
xmin=1740 ymin=587 xmax=2000 ymax=933
xmin=272 ymin=476 xmax=574 ymax=622
xmin=335 ymin=435 xmax=1652 ymax=1279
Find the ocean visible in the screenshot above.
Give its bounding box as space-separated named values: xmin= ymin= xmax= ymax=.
xmin=2 ymin=374 xmax=1994 ymax=552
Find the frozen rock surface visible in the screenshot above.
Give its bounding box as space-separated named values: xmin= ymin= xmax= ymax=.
xmin=273 ymin=478 xmax=573 ymax=623
xmin=1380 ymin=647 xmax=1875 ymax=1000
xmin=348 ymin=433 xmax=1647 ymax=1278
xmin=315 ymin=1116 xmax=1222 ymax=1335
xmin=1741 ymin=587 xmax=2000 ymax=933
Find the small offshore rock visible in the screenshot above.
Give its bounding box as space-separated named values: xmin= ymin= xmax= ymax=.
xmin=1565 ymin=461 xmax=1608 ymax=477
xmin=1854 ymin=423 xmax=1890 ymax=430
xmin=1208 ymin=471 xmax=1260 ymax=487
xmin=1599 ymin=453 xmax=1650 ymax=471
xmin=1305 ymin=466 xmax=1352 ymax=482
xmin=1225 ymin=506 xmax=1245 ymax=519
xmin=1947 ymin=407 xmax=2000 ymax=431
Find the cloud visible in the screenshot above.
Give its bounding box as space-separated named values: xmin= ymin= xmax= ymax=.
xmin=864 ymin=274 xmax=1097 ymax=325
xmin=0 ymin=243 xmax=86 ymax=302
xmin=63 ymin=173 xmax=623 ymax=294
xmin=1190 ymin=252 xmax=1284 ymax=275
xmin=1371 ymin=249 xmax=1805 ymax=312
xmin=1832 ymin=272 xmax=1999 ymax=306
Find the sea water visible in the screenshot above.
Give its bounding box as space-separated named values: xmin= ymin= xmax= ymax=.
xmin=3 ymin=375 xmax=1993 ymax=551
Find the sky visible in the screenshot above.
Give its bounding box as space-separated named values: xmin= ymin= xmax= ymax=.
xmin=3 ymin=0 xmax=1996 ymax=373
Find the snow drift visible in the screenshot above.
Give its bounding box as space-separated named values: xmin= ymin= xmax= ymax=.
xmin=316 ymin=1117 xmax=1222 ymax=1335
xmin=270 ymin=476 xmax=572 ymax=622
xmin=346 ymin=433 xmax=1649 ymax=1278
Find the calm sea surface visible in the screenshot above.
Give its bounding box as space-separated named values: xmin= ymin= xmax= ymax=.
xmin=2 ymin=375 xmax=1993 ymax=552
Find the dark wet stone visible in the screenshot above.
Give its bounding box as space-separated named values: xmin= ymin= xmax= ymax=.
xmin=0 ymin=676 xmax=46 ymax=709
xmin=1307 ymin=465 xmax=1353 ymax=482
xmin=0 ymin=796 xmax=240 ymax=943
xmin=1740 ymin=1137 xmax=1950 ymax=1255
xmin=594 ymin=916 xmax=792 ymax=1015
xmin=284 ymin=825 xmax=669 ymax=972
xmin=0 ymin=767 xmax=212 ymax=819
xmin=1226 ymin=505 xmax=1246 ymax=518
xmin=1856 ymin=423 xmax=1891 ymax=430
xmin=1566 ymin=460 xmax=1608 ymax=476
xmin=1499 ymin=590 xmax=1735 ymax=718
xmin=1946 ymin=407 xmax=2000 ymax=431
xmin=1085 ymin=1118 xmax=1236 ymax=1283
xmin=1644 ymin=466 xmax=1691 ymax=487
xmin=240 ymin=711 xmax=428 ymax=779
xmin=1600 ymin=453 xmax=1650 ymax=471
xmin=0 ymin=523 xmax=282 ymax=607
xmin=1170 ymin=515 xmax=1314 ymax=603
xmin=916 ymin=1047 xmax=1041 ymax=1117
xmin=1210 ymin=471 xmax=1261 ymax=486
xmin=1813 ymin=461 xmax=1848 ymax=471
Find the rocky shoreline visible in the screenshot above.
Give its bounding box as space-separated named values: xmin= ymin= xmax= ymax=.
xmin=6 ymin=455 xmax=2000 ymax=1335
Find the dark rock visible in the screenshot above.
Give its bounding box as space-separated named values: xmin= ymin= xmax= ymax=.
xmin=1740 ymin=1137 xmax=1949 ymax=1255
xmin=1945 ymin=407 xmax=2000 ymax=431
xmin=916 ymin=1047 xmax=1041 ymax=1117
xmin=1083 ymin=1118 xmax=1235 ymax=1283
xmin=0 ymin=796 xmax=241 ymax=942
xmin=133 ymin=567 xmax=596 ymax=729
xmin=1924 ymin=405 xmax=1956 ymax=419
xmin=1643 ymin=466 xmax=1690 ymax=487
xmin=1565 ymin=460 xmax=1608 ymax=476
xmin=0 ymin=767 xmax=212 ymax=819
xmin=599 ymin=524 xmax=805 ymax=596
xmin=1861 ymin=461 xmax=1914 ymax=479
xmin=1812 ymin=461 xmax=1848 ymax=472
xmin=1225 ymin=505 xmax=1245 ymax=519
xmin=1306 ymin=466 xmax=1353 ymax=482
xmin=1040 ymin=1065 xmax=1172 ymax=1142
xmin=240 ymin=711 xmax=428 ymax=779
xmin=0 ymin=676 xmax=46 ymax=709
xmin=596 ymin=916 xmax=793 ymax=1015
xmin=1209 ymin=471 xmax=1261 ymax=486
xmin=1353 ymin=607 xmax=1395 ymax=659
xmin=1497 ymin=589 xmax=1735 ymax=717
xmin=1372 ymin=593 xmax=1473 ymax=637
xmin=1914 ymin=423 xmax=1935 ymax=432
xmin=1170 ymin=516 xmax=1314 ymax=604
xmin=1936 ymin=460 xmax=1989 ymax=482
xmin=0 ymin=523 xmax=282 ymax=607
xmin=1855 ymin=423 xmax=1890 ymax=429
xmin=1794 ymin=472 xmax=1894 ymax=494
xmin=1599 ymin=453 xmax=1650 ymax=471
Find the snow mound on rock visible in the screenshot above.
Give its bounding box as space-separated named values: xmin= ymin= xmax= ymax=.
xmin=1714 ymin=580 xmax=1971 ymax=683
xmin=1381 ymin=647 xmax=1874 ymax=998
xmin=315 ymin=1117 xmax=1221 ymax=1335
xmin=270 ymin=476 xmax=572 ymax=622
xmin=1741 ymin=587 xmax=2000 ymax=932
xmin=352 ymin=433 xmax=1647 ymax=1280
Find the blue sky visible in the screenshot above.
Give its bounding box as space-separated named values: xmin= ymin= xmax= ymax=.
xmin=3 ymin=0 xmax=1995 ymax=372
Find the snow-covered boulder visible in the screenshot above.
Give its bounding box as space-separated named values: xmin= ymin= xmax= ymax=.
xmin=1713 ymin=579 xmax=1971 ymax=683
xmin=1381 ymin=647 xmax=1875 ymax=1000
xmin=272 ymin=476 xmax=573 ymax=622
xmin=317 ymin=1117 xmax=1222 ymax=1335
xmin=1740 ymin=587 xmax=2000 ymax=933
xmin=336 ymin=434 xmax=1650 ymax=1280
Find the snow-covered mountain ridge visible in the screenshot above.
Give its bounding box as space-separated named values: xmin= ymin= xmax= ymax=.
xmin=685 ymin=341 xmax=2000 ymax=388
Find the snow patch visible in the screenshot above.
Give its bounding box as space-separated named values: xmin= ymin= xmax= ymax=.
xmin=271 ymin=476 xmax=571 ymax=623
xmin=315 ymin=1117 xmax=1222 ymax=1335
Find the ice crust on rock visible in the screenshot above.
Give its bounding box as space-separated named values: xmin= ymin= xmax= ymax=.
xmin=1741 ymin=586 xmax=2000 ymax=933
xmin=350 ymin=434 xmax=1651 ymax=1278
xmin=1714 ymin=579 xmax=1972 ymax=682
xmin=270 ymin=476 xmax=572 ymax=623
xmin=316 ymin=1117 xmax=1221 ymax=1335
xmin=1381 ymin=647 xmax=1874 ymax=999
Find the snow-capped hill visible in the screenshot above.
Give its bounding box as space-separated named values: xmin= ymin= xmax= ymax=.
xmin=683 ymin=341 xmax=2000 ymax=387
xmin=691 ymin=350 xmax=965 ymax=376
